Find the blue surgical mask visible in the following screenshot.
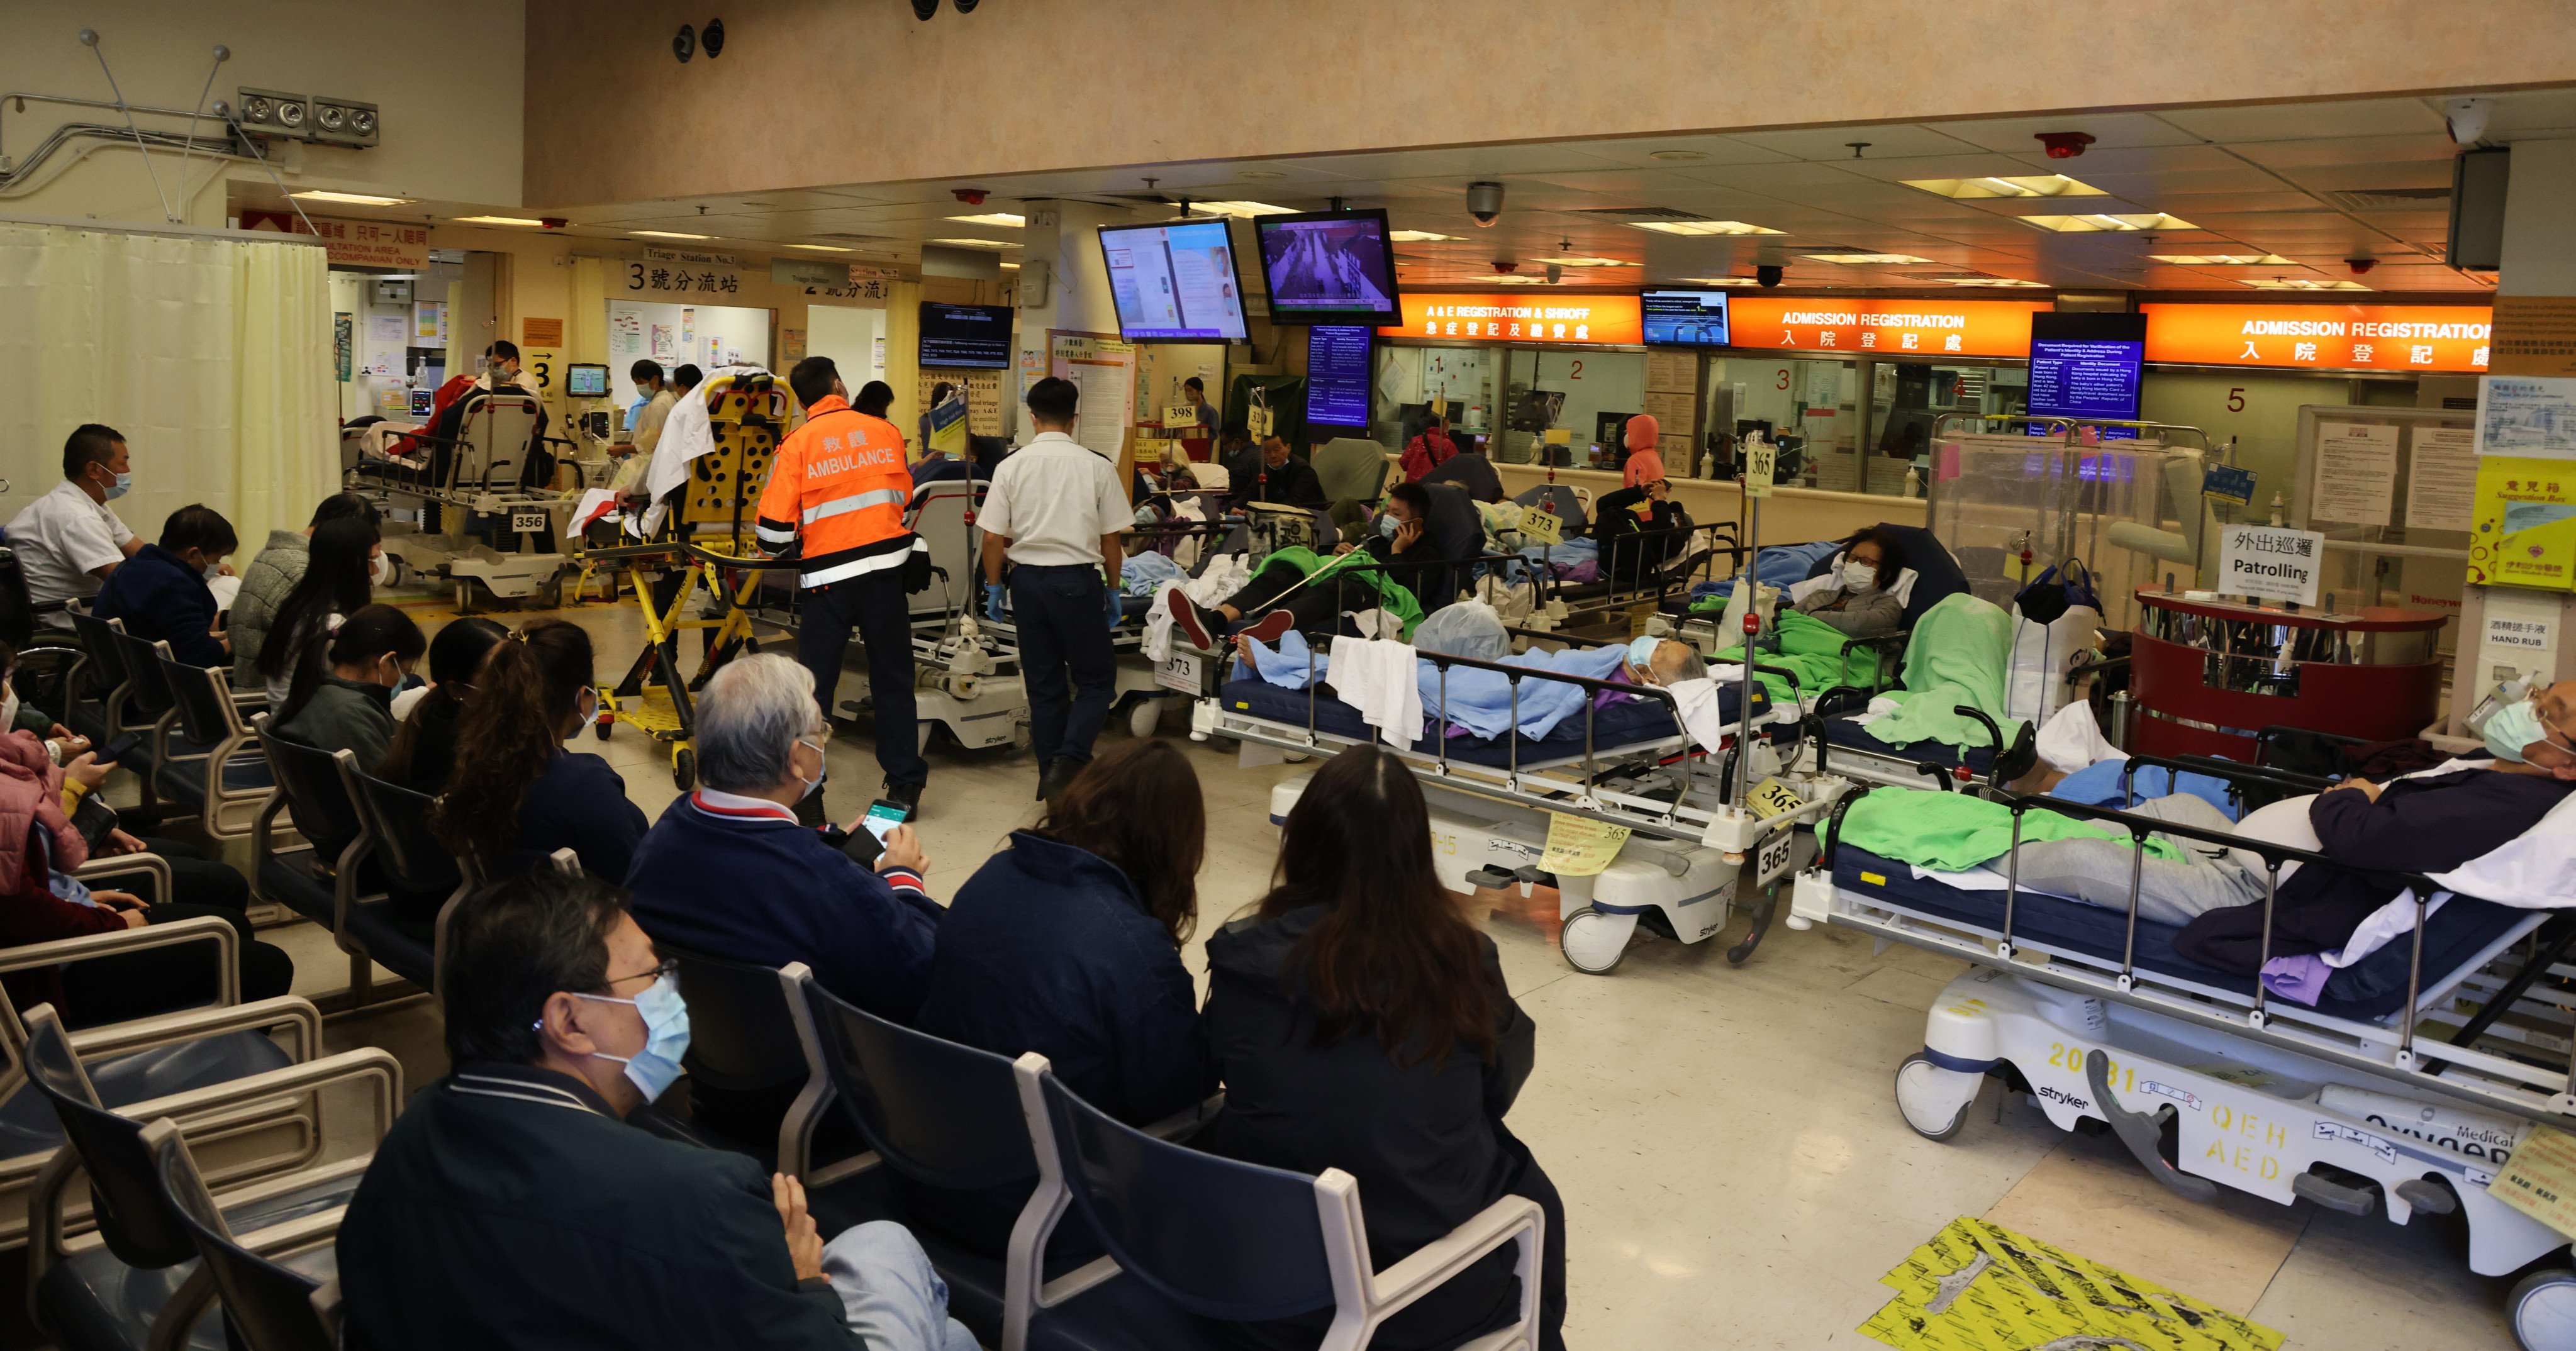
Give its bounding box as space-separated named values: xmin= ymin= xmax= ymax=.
xmin=1627 ymin=635 xmax=1661 ymax=668
xmin=575 ymin=974 xmax=691 ymax=1101
xmin=2484 ymin=699 xmax=2546 ymax=764
xmin=1378 ymin=513 xmax=1400 ymax=538
xmin=104 ymin=471 xmax=131 ymax=501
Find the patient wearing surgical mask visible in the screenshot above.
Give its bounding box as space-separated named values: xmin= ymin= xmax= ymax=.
xmin=430 ymin=619 xmax=648 ymax=892
xmin=1618 ymin=635 xmax=1707 ymax=689
xmin=1795 ymin=526 xmax=1904 ymax=638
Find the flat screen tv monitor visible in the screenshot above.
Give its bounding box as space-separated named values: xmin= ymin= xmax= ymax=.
xmin=1253 ymin=209 xmax=1401 ymax=325
xmin=1641 ymin=291 xmax=1731 ymax=347
xmin=564 ymin=362 xmax=610 ymax=398
xmin=2026 ymin=311 xmax=2146 ymax=440
xmin=1305 ymin=325 xmax=1374 ymax=428
xmin=1097 ymin=219 xmax=1250 ymax=342
xmin=917 ymin=302 xmax=1013 ymax=369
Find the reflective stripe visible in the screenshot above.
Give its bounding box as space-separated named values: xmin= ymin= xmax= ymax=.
xmin=755 ymin=521 xmax=797 ymax=544
xmin=800 ymin=548 xmax=914 ymax=587
xmin=803 ymin=488 xmax=908 ymax=525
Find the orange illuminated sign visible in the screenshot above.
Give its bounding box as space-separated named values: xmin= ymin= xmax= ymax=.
xmin=2139 ymin=303 xmax=2491 ymax=373
xmin=1381 ymin=293 xmax=1642 ymax=345
xmin=1725 ymin=297 xmax=2049 ymax=358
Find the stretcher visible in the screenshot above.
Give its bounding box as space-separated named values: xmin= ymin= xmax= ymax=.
xmin=1785 ymin=767 xmax=2576 ymax=1348
xmin=349 ymin=387 xmax=577 ymax=606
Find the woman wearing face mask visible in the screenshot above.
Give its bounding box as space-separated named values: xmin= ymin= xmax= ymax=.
xmin=269 ymin=604 xmax=426 ymax=772
xmin=255 ymin=517 xmax=386 ymax=707
xmin=1795 ymin=526 xmax=1904 ymax=638
xmin=377 ymin=617 xmax=511 ymax=794
xmin=433 ymin=619 xmax=647 ymax=883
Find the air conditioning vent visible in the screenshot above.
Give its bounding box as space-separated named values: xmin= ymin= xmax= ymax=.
xmin=2326 ymin=187 xmax=2449 ymax=211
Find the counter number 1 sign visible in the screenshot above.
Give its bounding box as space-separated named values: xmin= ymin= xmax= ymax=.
xmin=1745 ymin=442 xmax=1776 ymax=499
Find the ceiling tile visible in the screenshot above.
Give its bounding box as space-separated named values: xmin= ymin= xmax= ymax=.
xmin=2155 ymin=99 xmax=2450 ymax=142
xmin=1931 ymin=112 xmax=2206 ymax=155
xmin=1723 ymin=124 xmax=1990 ymax=162
xmin=2233 ymin=133 xmax=2460 ymax=170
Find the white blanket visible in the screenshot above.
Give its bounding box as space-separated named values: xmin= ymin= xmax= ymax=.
xmin=2431 ymin=782 xmax=2576 ymax=909
xmin=1329 ymin=636 xmax=1422 ymax=750
xmin=642 ymin=365 xmax=769 ymax=535
xmin=2036 ymin=700 xmax=2123 ymax=775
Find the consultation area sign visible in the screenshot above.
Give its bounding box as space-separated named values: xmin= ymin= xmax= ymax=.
xmin=2026 ymin=311 xmax=2146 ymax=438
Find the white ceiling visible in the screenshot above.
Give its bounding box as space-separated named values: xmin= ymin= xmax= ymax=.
xmin=260 ymin=89 xmax=2576 ymax=296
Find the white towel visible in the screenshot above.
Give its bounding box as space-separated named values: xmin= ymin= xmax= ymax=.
xmin=1664 ymin=677 xmax=1734 ymax=755
xmin=2036 ymin=699 xmax=2124 ymax=775
xmin=2431 ymin=785 xmax=2576 ymax=909
xmin=1328 ymin=636 xmax=1422 ymax=751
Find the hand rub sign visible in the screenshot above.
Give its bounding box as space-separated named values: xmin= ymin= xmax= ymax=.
xmin=2217 ymin=525 xmax=2326 ymax=607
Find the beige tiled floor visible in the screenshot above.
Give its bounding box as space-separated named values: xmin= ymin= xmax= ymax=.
xmin=237 ymin=591 xmax=2529 ymax=1349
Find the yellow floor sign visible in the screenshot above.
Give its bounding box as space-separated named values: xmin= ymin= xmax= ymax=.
xmin=1861 ymin=1217 xmax=2282 ymax=1351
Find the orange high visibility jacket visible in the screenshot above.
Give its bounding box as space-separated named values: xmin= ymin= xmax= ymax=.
xmin=755 ymin=395 xmax=925 ymax=587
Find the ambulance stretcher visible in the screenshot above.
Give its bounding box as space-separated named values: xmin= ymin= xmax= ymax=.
xmin=1784 ymin=770 xmax=2576 ymax=1348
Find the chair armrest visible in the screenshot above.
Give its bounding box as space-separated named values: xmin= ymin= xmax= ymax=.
xmin=234 ymin=1205 xmax=349 ymax=1261
xmin=0 ymin=915 xmax=235 ymax=1003
xmin=114 ymin=1047 xmax=402 ymax=1146
xmin=72 ymin=850 xmax=174 ymax=902
xmin=65 ymin=994 xmax=323 ymax=1066
xmin=1363 ymin=1193 xmax=1544 ymax=1316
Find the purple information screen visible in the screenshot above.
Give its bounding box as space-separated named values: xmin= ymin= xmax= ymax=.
xmin=1306 ymin=325 xmax=1373 ymax=428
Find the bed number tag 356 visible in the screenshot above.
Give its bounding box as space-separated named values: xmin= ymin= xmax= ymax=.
xmin=511 ymin=509 xmax=549 ymax=535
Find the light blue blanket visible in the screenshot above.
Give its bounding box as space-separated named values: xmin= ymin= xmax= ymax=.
xmin=1234 ymin=630 xmax=1328 ymax=689
xmin=1418 ymin=643 xmax=1625 ymax=740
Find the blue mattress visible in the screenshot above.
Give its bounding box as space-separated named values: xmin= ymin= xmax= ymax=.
xmin=1830 ymin=845 xmax=2534 ymax=1023
xmin=1820 ymin=713 xmax=1995 ymax=772
xmin=1217 ymin=676 xmax=1730 ymax=767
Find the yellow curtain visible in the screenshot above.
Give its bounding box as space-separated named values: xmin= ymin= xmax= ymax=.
xmin=569 ymin=257 xmax=609 ymax=374
xmin=0 ymin=220 xmax=336 ymax=560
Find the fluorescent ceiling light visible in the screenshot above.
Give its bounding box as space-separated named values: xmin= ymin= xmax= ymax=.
xmin=1548 ymin=256 xmax=1635 ymax=267
xmin=2243 ymin=278 xmax=2372 ymax=291
xmin=455 ymin=215 xmax=545 ymax=226
xmin=1670 ymin=276 xmax=1761 ymax=286
xmin=2016 ymin=213 xmax=2195 ymax=233
xmin=1900 ymin=174 xmax=2103 ymax=200
xmin=1804 ymin=252 xmax=1931 ymax=265
xmin=1629 ymin=220 xmax=1781 ymax=236
xmin=925 ymin=237 xmax=1017 ymax=249
xmin=947 ymin=212 xmax=1025 ymax=228
xmin=1390 ymin=230 xmax=1461 ymax=242
xmin=2151 ymin=253 xmax=2294 ymax=265
xmin=632 ymin=230 xmax=713 ymax=239
xmin=1189 ymin=201 xmax=1291 ymax=218
xmin=292 ymin=190 xmax=413 ymax=206
xmin=1000 ymin=261 xmax=1020 ymax=269
xmin=1939 ymin=277 xmax=2047 ymax=287
xmin=787 ymin=243 xmax=854 ymax=252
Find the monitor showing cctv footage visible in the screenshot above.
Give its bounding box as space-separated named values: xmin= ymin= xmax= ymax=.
xmin=1253 ymin=209 xmax=1402 ymax=325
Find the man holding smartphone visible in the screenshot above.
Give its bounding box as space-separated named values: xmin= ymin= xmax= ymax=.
xmin=979 ymin=377 xmax=1133 ymax=802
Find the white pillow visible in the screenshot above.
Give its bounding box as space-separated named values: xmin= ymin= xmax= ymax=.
xmin=2228 ymin=794 xmax=2318 ymax=883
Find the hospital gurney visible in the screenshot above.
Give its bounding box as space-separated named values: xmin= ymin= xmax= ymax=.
xmin=1194 ymin=625 xmax=1854 ymax=975
xmin=1785 ymin=766 xmax=2576 ymax=1348
xmin=354 ymin=389 xmax=578 ymax=606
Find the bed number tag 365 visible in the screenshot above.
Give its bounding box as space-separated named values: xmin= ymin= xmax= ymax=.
xmin=1746 ymin=777 xmax=1804 ymax=819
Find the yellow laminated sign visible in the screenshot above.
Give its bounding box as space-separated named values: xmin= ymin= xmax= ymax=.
xmin=1539 ymin=813 xmax=1629 ymax=877
xmin=1861 ymin=1216 xmax=2280 ymax=1351
xmin=2468 ymin=455 xmax=2576 ymax=591
xmin=2489 ymin=1121 xmax=2576 ymax=1237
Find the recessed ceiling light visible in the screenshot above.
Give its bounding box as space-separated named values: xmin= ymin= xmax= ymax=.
xmin=1236 ymin=170 xmax=1285 ymax=181
xmin=2151 ymin=253 xmax=2295 ymax=265
xmin=1671 ymin=276 xmax=1763 ymax=286
xmin=1549 ymin=256 xmax=1635 ymax=267
xmin=2016 ymin=213 xmax=2195 ymax=233
xmin=1648 ymin=149 xmax=1709 ymax=162
xmin=1390 ymin=230 xmax=1461 ymax=242
xmin=2243 ymin=278 xmax=2372 ymax=291
xmin=455 ymin=215 xmax=547 ymax=227
xmin=787 ymin=243 xmax=855 ymax=252
xmin=1000 ymin=261 xmax=1020 ymax=269
xmin=1901 ymin=174 xmax=2104 ymax=200
xmin=632 ymin=230 xmax=714 ymax=239
xmin=947 ymin=212 xmax=1025 ymax=228
xmin=291 ymin=190 xmax=414 ymax=206
xmin=925 ymin=237 xmax=1017 ymax=249
xmin=1804 ymin=252 xmax=1932 ymax=265
xmin=1629 ymin=220 xmax=1782 ymax=236
xmin=1939 ymin=277 xmax=2048 ymax=287
xmin=1188 ymin=200 xmax=1293 ymax=218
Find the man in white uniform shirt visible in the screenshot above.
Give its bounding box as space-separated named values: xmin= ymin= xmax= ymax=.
xmin=979 ymin=377 xmax=1131 ymax=802
xmin=10 ymin=425 xmax=142 ymax=630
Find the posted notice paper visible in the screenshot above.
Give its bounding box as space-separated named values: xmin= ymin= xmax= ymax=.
xmin=2406 ymin=426 xmax=2481 ymax=531
xmin=2312 ymin=421 xmax=2399 ymax=526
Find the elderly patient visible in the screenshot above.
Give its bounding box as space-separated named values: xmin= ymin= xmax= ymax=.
xmin=335 ymin=868 xmax=975 ymax=1351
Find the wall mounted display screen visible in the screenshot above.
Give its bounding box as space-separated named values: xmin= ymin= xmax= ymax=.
xmin=564 ymin=363 xmax=610 ymax=398
xmin=1306 ymin=325 xmax=1374 ymax=428
xmin=1253 ymin=209 xmax=1401 ymax=325
xmin=917 ymin=303 xmax=1014 ymax=369
xmin=2026 ymin=311 xmax=2146 ymax=439
xmin=1098 ymin=219 xmax=1250 ymax=342
xmin=1641 ymin=291 xmax=1732 ymax=347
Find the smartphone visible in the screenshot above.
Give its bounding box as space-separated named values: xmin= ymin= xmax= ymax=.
xmin=858 ymin=799 xmax=911 ymax=844
xmin=95 ymin=731 xmax=142 ymax=764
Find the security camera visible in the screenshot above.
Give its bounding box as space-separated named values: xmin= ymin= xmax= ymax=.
xmin=2445 ymin=97 xmax=2491 ymax=146
xmin=1756 ymin=264 xmax=1784 ymax=287
xmin=1466 ymin=181 xmax=1505 ymax=228
xmin=1546 ymin=264 xmax=1563 ymax=284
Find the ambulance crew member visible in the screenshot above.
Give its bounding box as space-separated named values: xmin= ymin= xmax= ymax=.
xmin=759 ymin=357 xmax=931 ymax=820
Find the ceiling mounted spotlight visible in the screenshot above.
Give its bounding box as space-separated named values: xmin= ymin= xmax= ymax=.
xmin=352 ymin=107 xmax=376 ymax=136
xmin=673 ymin=23 xmax=696 ymax=61
xmin=912 ymin=0 xmax=940 ymax=17
xmin=240 ymin=94 xmax=271 ymax=123
xmin=309 ymin=96 xmax=378 ymax=147
xmin=234 ymin=87 xmax=311 ymax=140
xmin=703 ymin=18 xmax=725 ymax=57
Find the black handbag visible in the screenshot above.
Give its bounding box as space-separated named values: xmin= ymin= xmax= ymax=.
xmin=2012 ymin=558 xmax=2099 ymax=625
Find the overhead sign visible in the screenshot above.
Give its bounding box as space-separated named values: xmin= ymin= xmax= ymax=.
xmin=1725 ymin=297 xmax=2049 ymax=358
xmin=626 ymin=250 xmax=747 ymax=297
xmin=1381 ymin=293 xmax=1643 ymax=345
xmin=2139 ymin=303 xmax=2491 ymax=373
xmin=308 ymin=216 xmax=430 ymax=270
xmin=2217 ymin=525 xmax=2326 ymax=606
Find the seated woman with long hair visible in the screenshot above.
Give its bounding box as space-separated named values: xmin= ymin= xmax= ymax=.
xmin=377 ymin=617 xmax=510 ymax=793
xmin=913 ymin=737 xmax=1215 ymax=1254
xmin=254 ymin=517 xmax=383 ymax=707
xmin=268 ymin=604 xmax=425 ymax=772
xmin=1202 ymin=743 xmax=1565 ymax=1351
xmin=432 ymin=619 xmax=645 ymax=882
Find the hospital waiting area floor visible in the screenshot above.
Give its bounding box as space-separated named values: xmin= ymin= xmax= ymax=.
xmin=62 ymin=589 xmax=2518 ymax=1351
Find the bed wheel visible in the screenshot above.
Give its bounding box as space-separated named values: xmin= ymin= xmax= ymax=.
xmin=1895 ymin=1053 xmax=1976 ymax=1143
xmin=1128 ymin=698 xmax=1163 ymax=738
xmin=2512 ymin=1268 xmax=2576 ymax=1351
xmin=1559 ymin=907 xmax=1634 ymax=976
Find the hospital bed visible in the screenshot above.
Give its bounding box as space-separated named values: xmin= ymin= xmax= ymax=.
xmin=351 ymin=387 xmax=579 ymax=606
xmin=1192 ymin=622 xmax=1859 ymax=976
xmin=1785 ymin=764 xmax=2576 ymax=1348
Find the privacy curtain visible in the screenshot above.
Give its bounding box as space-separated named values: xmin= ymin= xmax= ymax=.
xmin=0 ymin=219 xmax=338 ymax=559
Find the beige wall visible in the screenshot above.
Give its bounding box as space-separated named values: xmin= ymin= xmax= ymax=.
xmin=525 ymin=0 xmax=2576 ymax=205
xmin=1 ymin=0 xmax=524 ymax=228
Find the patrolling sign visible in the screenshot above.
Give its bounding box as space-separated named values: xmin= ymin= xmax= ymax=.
xmin=2217 ymin=525 xmax=2325 ymax=606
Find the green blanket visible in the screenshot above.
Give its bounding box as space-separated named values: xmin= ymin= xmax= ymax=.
xmin=1863 ymin=592 xmax=2021 ymax=750
xmin=1839 ymin=787 xmax=2183 ymax=871
xmin=1715 ymin=611 xmax=1883 ymax=704
xmin=1263 ymin=545 xmax=1427 ymax=640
